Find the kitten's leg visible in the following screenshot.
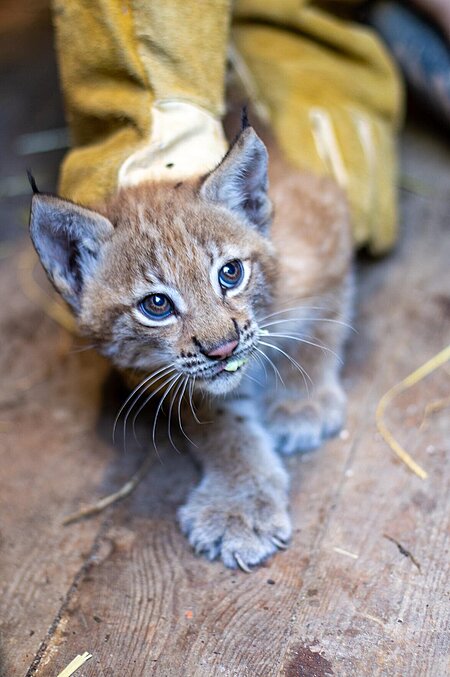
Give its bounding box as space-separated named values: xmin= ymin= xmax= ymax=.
xmin=178 ymin=396 xmax=291 ymax=570
xmin=264 ymin=276 xmax=352 ymax=454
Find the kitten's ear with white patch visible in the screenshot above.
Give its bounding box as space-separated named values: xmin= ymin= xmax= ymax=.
xmin=200 ymin=126 xmax=272 ymax=233
xmin=29 ymin=194 xmax=114 ymax=311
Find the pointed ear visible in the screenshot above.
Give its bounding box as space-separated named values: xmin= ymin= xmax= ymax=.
xmin=29 ymin=194 xmax=114 ymax=311
xmin=200 ymin=127 xmax=272 ymax=233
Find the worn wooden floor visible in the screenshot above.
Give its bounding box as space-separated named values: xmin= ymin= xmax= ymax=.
xmin=1 ymin=5 xmax=449 ymax=677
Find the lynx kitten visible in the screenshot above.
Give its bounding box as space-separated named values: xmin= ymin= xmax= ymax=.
xmin=30 ymin=120 xmax=352 ymax=571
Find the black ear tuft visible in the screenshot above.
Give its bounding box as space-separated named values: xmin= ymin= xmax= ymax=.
xmin=241 ymin=105 xmax=250 ymax=131
xmin=27 ymin=169 xmax=40 ymax=195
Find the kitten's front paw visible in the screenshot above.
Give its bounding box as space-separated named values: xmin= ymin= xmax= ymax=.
xmin=178 ymin=474 xmax=291 ymax=571
xmin=267 ymin=385 xmax=346 ymax=454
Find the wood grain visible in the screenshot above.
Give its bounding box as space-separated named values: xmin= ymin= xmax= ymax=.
xmin=1 ymin=6 xmax=449 ymax=672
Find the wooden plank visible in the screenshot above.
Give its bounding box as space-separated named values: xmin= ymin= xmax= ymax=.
xmin=0 ymin=253 xmax=116 ymax=677
xmin=278 ymin=127 xmax=450 ymax=677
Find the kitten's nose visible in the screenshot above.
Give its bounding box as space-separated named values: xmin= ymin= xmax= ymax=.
xmin=206 ymin=339 xmax=239 ymax=360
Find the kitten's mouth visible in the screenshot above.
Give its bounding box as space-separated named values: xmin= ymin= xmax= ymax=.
xmin=213 ymin=356 xmax=248 ymax=377
xmin=190 ymin=349 xmax=254 ymax=394
xmin=197 ymin=353 xmax=249 ymax=381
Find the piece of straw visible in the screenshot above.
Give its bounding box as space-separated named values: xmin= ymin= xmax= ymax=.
xmin=376 ymin=344 xmax=450 ymax=480
xmin=56 ymin=652 xmax=92 ymax=677
xmin=63 ymin=453 xmax=154 ymax=525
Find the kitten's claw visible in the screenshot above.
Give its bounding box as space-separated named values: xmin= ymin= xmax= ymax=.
xmin=234 ymin=553 xmax=252 ymax=573
xmin=271 ymin=536 xmax=288 ymax=549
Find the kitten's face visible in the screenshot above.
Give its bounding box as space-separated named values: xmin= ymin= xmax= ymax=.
xmin=81 ymin=184 xmax=276 ymax=394
xmin=30 ymin=127 xmax=276 ymax=395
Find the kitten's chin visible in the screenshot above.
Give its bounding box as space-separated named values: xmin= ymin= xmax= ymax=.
xmin=196 ymin=369 xmax=244 ymax=396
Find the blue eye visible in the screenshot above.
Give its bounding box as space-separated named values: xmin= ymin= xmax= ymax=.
xmin=218 ymin=259 xmax=244 ymax=290
xmin=139 ymin=294 xmax=174 ymax=320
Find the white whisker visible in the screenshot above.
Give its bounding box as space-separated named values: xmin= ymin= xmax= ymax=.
xmin=151 ymin=373 xmax=182 ymax=456
xmin=263 ymin=332 xmax=343 ymax=364
xmin=166 ymin=374 xmax=185 ymax=453
xmin=260 ymin=316 xmax=355 ymax=332
xmin=69 ymin=343 xmax=98 ymax=354
xmin=252 ymin=349 xmax=268 ymax=382
xmin=257 ymin=304 xmax=334 ymax=324
xmin=243 ymin=371 xmax=264 ymax=388
xmin=188 ymin=376 xmax=207 ymax=425
xmin=254 ymin=346 xmax=285 ymax=388
xmin=112 ymin=363 xmax=175 ymax=444
xmin=259 ymin=339 xmax=312 ymax=394
xmin=177 ymin=377 xmax=198 ymax=447
xmin=129 ymin=371 xmax=179 ymax=450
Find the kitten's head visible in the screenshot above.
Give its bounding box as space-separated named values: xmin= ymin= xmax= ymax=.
xmin=29 ymin=126 xmax=276 ymax=395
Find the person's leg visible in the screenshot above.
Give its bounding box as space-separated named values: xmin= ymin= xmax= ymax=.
xmin=52 ymin=0 xmax=232 ymax=207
